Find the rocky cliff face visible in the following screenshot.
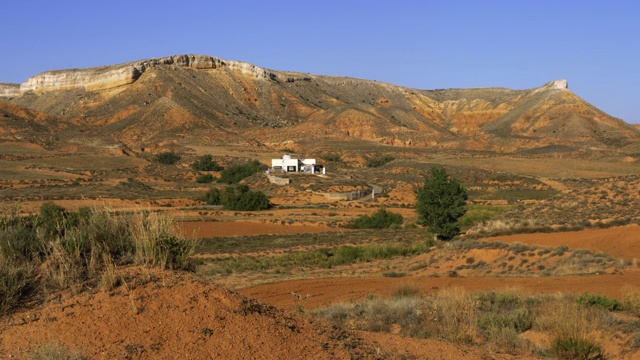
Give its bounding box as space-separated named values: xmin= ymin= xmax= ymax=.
xmin=9 ymin=55 xmax=275 ymax=95
xmin=0 ymin=83 xmax=20 ymax=97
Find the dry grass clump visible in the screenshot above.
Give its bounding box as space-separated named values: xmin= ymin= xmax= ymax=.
xmin=621 ymin=285 xmax=640 ymax=315
xmin=535 ymin=295 xmax=607 ymax=359
xmin=23 ymin=341 xmax=86 ymax=360
xmin=0 ymin=203 xmax=197 ymax=316
xmin=431 ymin=287 xmax=479 ymax=344
xmin=310 ymin=288 xmax=622 ymax=357
xmin=130 ymin=211 xmax=196 ymax=270
xmin=465 ymin=218 xmax=552 ymax=238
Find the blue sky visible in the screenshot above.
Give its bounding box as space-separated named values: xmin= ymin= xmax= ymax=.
xmin=2 ymin=1 xmax=639 ymax=123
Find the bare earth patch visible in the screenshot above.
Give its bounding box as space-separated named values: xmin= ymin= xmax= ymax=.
xmin=0 ymin=268 xmax=376 ymax=359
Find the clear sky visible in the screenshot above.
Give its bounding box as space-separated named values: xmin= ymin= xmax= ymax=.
xmin=2 ymin=0 xmax=639 ymax=123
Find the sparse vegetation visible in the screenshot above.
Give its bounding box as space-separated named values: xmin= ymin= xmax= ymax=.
xmin=201 ymin=241 xmax=429 ymax=275
xmin=311 ymin=288 xmax=613 ymax=357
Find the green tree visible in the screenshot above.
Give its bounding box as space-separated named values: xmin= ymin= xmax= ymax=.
xmin=415 ymin=167 xmax=467 ymax=240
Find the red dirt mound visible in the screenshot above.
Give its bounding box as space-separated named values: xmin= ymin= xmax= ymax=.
xmin=0 ymin=268 xmax=375 ymax=359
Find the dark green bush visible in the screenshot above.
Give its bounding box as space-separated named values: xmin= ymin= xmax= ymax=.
xmin=352 ymin=208 xmax=403 ymax=229
xmin=191 ymin=155 xmax=223 ymax=171
xmin=221 ymin=185 xmax=270 ymax=211
xmin=218 ymin=160 xmax=263 ymax=184
xmin=366 ymin=155 xmax=395 ymax=168
xmin=153 ymin=151 xmax=181 ymax=165
xmin=196 ymin=174 xmax=215 ymax=183
xmin=201 ymin=188 xmax=222 ymax=205
xmin=201 ymin=186 xmax=269 ymax=210
xmin=577 ymin=292 xmax=622 ymax=311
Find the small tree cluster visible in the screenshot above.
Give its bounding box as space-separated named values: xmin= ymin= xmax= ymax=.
xmin=191 ymin=155 xmax=223 ymax=171
xmin=218 ymin=160 xmax=263 ymax=184
xmin=153 ymin=151 xmax=181 ymax=165
xmin=416 ymin=167 xmax=467 ymax=240
xmin=352 ymin=208 xmax=403 ymax=229
xmin=201 ymin=185 xmax=270 ymax=211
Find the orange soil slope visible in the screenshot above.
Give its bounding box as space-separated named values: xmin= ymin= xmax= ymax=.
xmin=0 ymin=269 xmax=373 ymax=359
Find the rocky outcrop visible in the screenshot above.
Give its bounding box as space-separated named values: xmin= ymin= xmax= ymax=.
xmin=11 ymin=54 xmax=275 ymax=95
xmin=533 ymin=79 xmax=568 ymax=93
xmin=0 ymin=83 xmax=20 ymax=97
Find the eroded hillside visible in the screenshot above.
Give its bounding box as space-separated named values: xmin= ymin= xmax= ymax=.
xmin=2 ymin=54 xmax=639 ymax=154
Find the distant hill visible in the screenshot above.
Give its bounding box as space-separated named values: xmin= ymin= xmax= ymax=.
xmin=2 ymin=54 xmax=639 ymax=154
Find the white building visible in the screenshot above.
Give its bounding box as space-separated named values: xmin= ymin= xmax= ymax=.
xmin=271 ymin=154 xmax=324 ymax=174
